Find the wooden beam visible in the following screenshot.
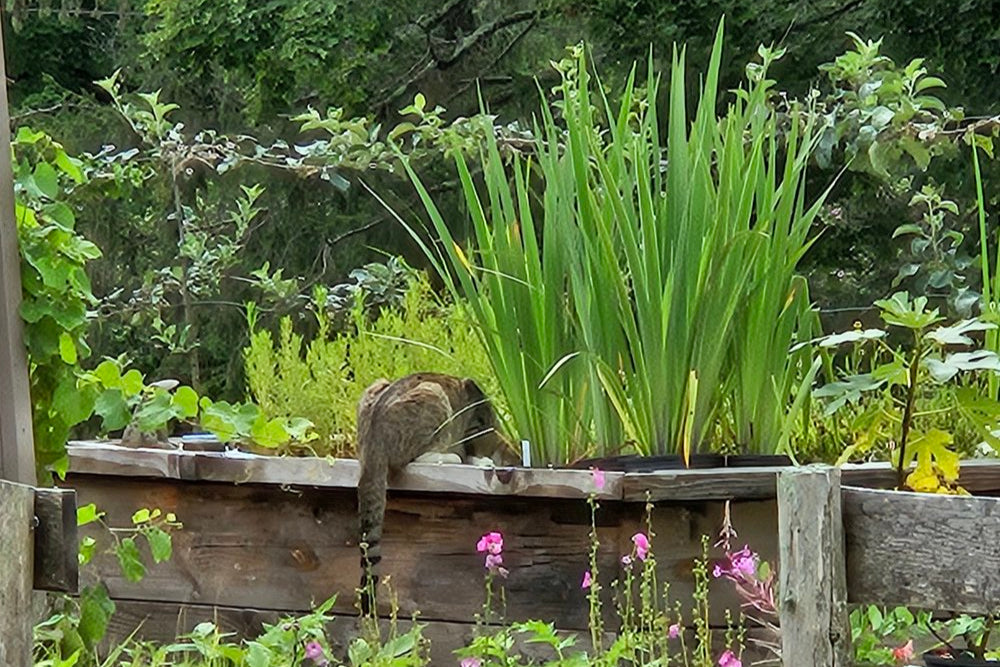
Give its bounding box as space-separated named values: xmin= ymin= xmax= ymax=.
xmin=34 ymin=487 xmax=78 ymax=593
xmin=67 ymin=441 xmax=1000 ymax=500
xmin=66 ymin=473 xmax=778 ymax=628
xmin=0 ymin=480 xmax=34 ymax=665
xmin=0 ymin=13 xmax=35 ymax=485
xmin=843 ymin=485 xmax=1000 ymax=614
xmin=777 ymin=466 xmax=851 ymax=667
xmin=65 ymin=442 xmax=623 ymax=500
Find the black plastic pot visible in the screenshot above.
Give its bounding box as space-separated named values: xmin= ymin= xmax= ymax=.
xmin=567 ymin=453 xmax=793 ymax=472
xmin=924 ymin=651 xmax=1000 ymax=666
xmin=568 ymin=454 xmax=726 ymax=472
xmin=722 ymin=454 xmax=793 ymax=467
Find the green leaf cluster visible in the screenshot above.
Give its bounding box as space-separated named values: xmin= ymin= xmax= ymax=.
xmin=815 ymin=291 xmax=1000 ymax=490
xmin=244 ymin=271 xmax=499 ymax=457
xmin=13 ymin=126 xmax=101 ymax=481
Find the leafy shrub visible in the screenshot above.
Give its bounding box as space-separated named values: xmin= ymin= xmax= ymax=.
xmin=244 ymin=270 xmax=501 ymax=457
xmin=13 ymin=126 xmax=102 ymax=481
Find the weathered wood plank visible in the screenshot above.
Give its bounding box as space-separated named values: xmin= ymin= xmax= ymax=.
xmin=0 ymin=480 xmax=35 ymax=665
xmin=65 ymin=474 xmax=778 ymax=629
xmin=0 ymin=19 xmax=35 ymax=486
xmin=623 ymin=467 xmax=780 ymax=501
xmin=66 ymin=442 xmax=622 ymax=500
xmin=34 ymin=488 xmax=78 ymax=593
xmin=68 ymin=442 xmax=1000 ymax=503
xmin=627 ymin=460 xmax=1000 ymax=501
xmin=777 ymin=466 xmax=851 ymax=667
xmin=104 ymin=599 xmax=779 ymax=666
xmin=843 ymin=485 xmax=1000 ymax=614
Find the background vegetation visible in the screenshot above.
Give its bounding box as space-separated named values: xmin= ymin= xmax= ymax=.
xmin=5 ymin=0 xmax=1000 ymax=465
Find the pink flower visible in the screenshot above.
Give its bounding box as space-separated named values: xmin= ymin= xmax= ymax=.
xmin=484 ymin=552 xmax=508 ymax=577
xmin=718 ymin=649 xmax=742 ymax=667
xmin=713 ymin=563 xmax=725 ymax=578
xmin=892 ymin=640 xmax=914 ymax=664
xmin=460 ymin=659 xmax=482 ymax=667
xmin=581 ymin=570 xmax=592 ymax=589
xmin=591 ymin=467 xmax=606 ymax=491
xmin=476 ymin=531 xmax=504 ymax=555
xmin=731 ymin=546 xmax=757 ymax=576
xmin=668 ymin=623 xmax=680 ymax=639
xmin=632 ymin=532 xmax=650 ymax=561
xmin=305 ymin=641 xmax=328 ymax=664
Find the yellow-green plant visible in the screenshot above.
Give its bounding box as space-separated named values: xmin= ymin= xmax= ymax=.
xmin=244 ymin=272 xmax=501 ymax=457
xmin=397 ymin=22 xmax=826 ymax=464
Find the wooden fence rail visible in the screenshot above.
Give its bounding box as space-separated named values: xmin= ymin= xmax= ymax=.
xmin=777 ymin=465 xmax=1000 ymax=667
xmin=0 ymin=481 xmax=78 ymax=666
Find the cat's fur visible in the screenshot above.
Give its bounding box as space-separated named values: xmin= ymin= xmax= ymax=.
xmin=355 ymin=373 xmax=512 ymax=613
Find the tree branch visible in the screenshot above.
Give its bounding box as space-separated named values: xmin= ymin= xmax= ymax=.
xmin=375 ymin=8 xmax=549 ymax=111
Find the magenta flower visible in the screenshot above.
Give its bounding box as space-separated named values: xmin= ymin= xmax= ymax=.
xmin=718 ymin=649 xmax=742 ymax=667
xmin=477 ymin=531 xmax=503 ymax=555
xmin=730 ymin=546 xmax=757 ymax=576
xmin=713 ymin=543 xmax=776 ymax=617
xmin=591 ymin=467 xmax=606 ymax=491
xmin=632 ymin=532 xmax=650 ymax=561
xmin=581 ymin=570 xmax=592 ymax=589
xmin=305 ymin=641 xmax=328 ymax=665
xmin=478 ymin=531 xmax=508 ymax=577
xmin=668 ymin=623 xmax=680 ymax=639
xmin=460 ymin=659 xmax=482 ymax=667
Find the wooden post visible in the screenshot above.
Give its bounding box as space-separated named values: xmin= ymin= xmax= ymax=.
xmin=777 ymin=465 xmax=851 ymax=667
xmin=0 ymin=11 xmax=36 ymax=484
xmin=0 ymin=480 xmax=35 ymax=666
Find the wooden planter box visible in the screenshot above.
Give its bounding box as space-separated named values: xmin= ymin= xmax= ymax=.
xmin=63 ymin=442 xmax=1000 ymax=664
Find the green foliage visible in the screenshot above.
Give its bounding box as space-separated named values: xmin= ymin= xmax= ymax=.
xmin=244 ymin=270 xmax=499 ymax=457
xmin=13 ymin=126 xmax=101 ymax=481
xmin=404 ymin=26 xmax=824 ymax=463
xmin=34 ymin=503 xmax=182 ymax=666
xmin=814 ymin=32 xmax=960 ymax=178
xmin=142 ymin=0 xmax=398 ymax=123
xmin=929 ymin=614 xmax=1000 ymax=662
xmin=35 ymin=594 xmax=432 ymax=667
xmin=80 ymin=356 xmax=317 ymax=451
xmin=814 ymin=291 xmax=1000 ymax=489
xmin=892 ymin=183 xmax=977 ymax=316
xmin=850 ymin=605 xmax=930 ymax=666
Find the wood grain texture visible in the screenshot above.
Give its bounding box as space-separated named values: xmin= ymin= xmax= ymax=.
xmin=66 ymin=442 xmax=623 ymax=499
xmin=777 ymin=467 xmax=851 ymax=667
xmin=0 ymin=480 xmax=35 ymax=666
xmin=843 ymin=485 xmax=1000 ymax=614
xmin=64 ymin=473 xmax=779 ymax=629
xmin=103 ymin=599 xmax=780 ymax=666
xmin=0 ymin=22 xmax=35 ymax=486
xmin=33 ymin=488 xmax=78 ymax=593
xmin=68 ymin=441 xmax=1000 ymax=503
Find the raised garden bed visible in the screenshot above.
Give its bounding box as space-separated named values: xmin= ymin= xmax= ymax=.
xmin=63 ymin=441 xmax=1000 ymax=663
